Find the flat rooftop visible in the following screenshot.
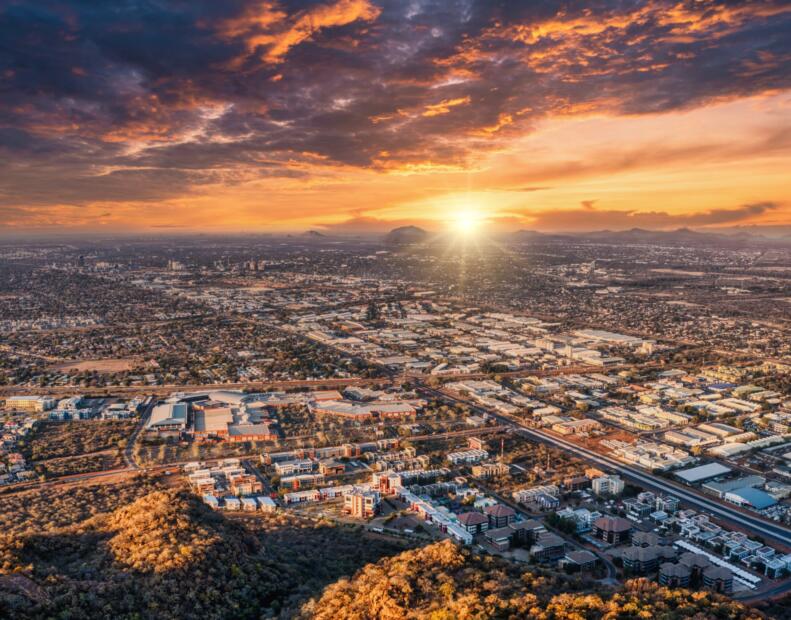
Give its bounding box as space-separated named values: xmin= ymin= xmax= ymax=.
xmin=674 ymin=462 xmax=731 ymax=483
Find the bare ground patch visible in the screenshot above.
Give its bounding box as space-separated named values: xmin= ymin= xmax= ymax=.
xmin=48 ymin=358 xmax=147 ymax=373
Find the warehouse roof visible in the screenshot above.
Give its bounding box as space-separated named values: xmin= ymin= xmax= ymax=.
xmin=725 ymin=487 xmax=777 ymax=510
xmin=208 ymin=390 xmax=249 ymax=405
xmin=148 ymin=402 xmax=187 ymax=429
xmin=193 ymin=407 xmax=232 ymax=433
xmin=674 ymin=463 xmax=731 ymax=483
xmin=228 ymin=423 xmax=275 ymax=437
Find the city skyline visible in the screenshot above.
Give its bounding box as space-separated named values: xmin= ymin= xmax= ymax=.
xmin=2 ymin=1 xmax=790 ymax=233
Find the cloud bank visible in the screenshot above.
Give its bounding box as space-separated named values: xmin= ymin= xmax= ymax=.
xmin=0 ymin=0 xmax=789 ymax=228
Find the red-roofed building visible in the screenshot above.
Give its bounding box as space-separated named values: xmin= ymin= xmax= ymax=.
xmin=484 ymin=504 xmax=516 ymax=529
xmin=458 ymin=511 xmax=489 ymax=534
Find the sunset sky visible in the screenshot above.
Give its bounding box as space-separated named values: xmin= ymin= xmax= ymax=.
xmin=1 ymin=0 xmax=790 ymax=234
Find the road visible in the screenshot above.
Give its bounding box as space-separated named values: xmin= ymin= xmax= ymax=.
xmin=737 ymin=578 xmax=791 ymax=603
xmin=242 ymin=458 xmax=272 ymax=495
xmin=420 ymin=385 xmax=791 ymax=550
xmin=124 ymin=397 xmax=156 ymax=469
xmin=0 ymin=400 xmax=154 ymax=496
xmin=515 ymin=425 xmax=791 ymax=548
xmin=0 ymin=466 xmax=139 ymax=497
xmin=473 ymin=478 xmax=618 ymax=581
xmin=0 ymin=375 xmax=396 ymax=397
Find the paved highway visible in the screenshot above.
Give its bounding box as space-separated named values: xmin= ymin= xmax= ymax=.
xmin=0 ymin=375 xmax=396 ymax=397
xmin=423 ymin=385 xmax=791 ymax=550
xmin=514 ymin=424 xmax=791 ymax=548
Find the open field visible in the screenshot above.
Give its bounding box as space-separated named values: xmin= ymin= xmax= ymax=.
xmin=48 ymin=357 xmax=145 ymax=373
xmin=35 ymin=451 xmax=126 ymax=478
xmin=22 ymin=420 xmax=136 ymax=462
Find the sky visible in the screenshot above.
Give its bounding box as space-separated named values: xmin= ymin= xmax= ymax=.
xmin=1 ymin=0 xmax=790 ymax=234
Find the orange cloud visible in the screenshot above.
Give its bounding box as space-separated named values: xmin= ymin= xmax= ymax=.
xmin=224 ymin=0 xmax=381 ymax=63
xmin=521 ymin=202 xmax=782 ymax=232
xmin=440 ymin=1 xmax=791 ymax=86
xmin=4 ymin=0 xmax=791 ymax=234
xmin=474 ymin=113 xmax=514 ymax=135
xmin=657 ymin=2 xmax=791 ymax=38
xmin=219 ymin=1 xmax=286 ymax=38
xmin=422 ymin=96 xmax=471 ymax=117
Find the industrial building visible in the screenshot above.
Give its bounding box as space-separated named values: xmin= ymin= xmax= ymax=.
xmin=5 ymin=395 xmax=56 ymax=412
xmin=147 ymin=402 xmax=188 ymax=432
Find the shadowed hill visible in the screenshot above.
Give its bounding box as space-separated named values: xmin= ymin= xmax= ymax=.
xmin=384 ymin=226 xmax=430 ymax=246
xmin=297 ymin=540 xmax=550 ymax=618
xmin=0 ymin=493 xmax=770 ymax=620
xmin=298 ymin=540 xmax=763 ymax=620
xmin=0 ymin=488 xmax=412 ymax=620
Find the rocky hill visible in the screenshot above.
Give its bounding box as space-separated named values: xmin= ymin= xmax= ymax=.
xmin=298 ymin=540 xmax=762 ymax=620
xmin=105 ymin=490 xmax=257 ymax=573
xmin=0 ymin=488 xmax=409 ymax=620
xmin=0 ymin=493 xmax=771 ymax=620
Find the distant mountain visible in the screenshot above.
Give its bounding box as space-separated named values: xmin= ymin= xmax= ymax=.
xmin=510 ymin=229 xmax=573 ymax=243
xmin=699 ymin=224 xmax=791 ymax=239
xmin=507 ymin=227 xmax=790 ymax=247
xmin=384 ymin=225 xmax=430 ymax=245
xmin=502 ymin=227 xmax=791 ymax=247
xmin=581 ymin=227 xmax=765 ymax=246
xmin=511 ymin=229 xmax=547 ymax=240
xmin=302 ymin=229 xmax=326 ymax=238
xmin=375 ymin=225 xmax=789 ymax=248
xmin=581 ymin=227 xmax=702 ymax=243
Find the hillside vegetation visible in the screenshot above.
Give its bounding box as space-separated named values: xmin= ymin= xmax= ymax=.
xmin=22 ymin=420 xmax=134 ymax=461
xmin=0 ymin=474 xmax=166 ymax=536
xmin=105 ymin=490 xmax=255 ymax=573
xmin=299 ymin=540 xmax=763 ymax=620
xmin=0 ymin=487 xmax=771 ymax=620
xmin=0 ymin=488 xmax=410 ymax=619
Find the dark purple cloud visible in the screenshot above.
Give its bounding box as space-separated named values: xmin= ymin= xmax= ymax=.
xmin=0 ymin=0 xmax=789 ymax=207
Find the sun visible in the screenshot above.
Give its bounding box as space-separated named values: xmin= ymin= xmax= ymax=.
xmin=453 ymin=209 xmax=483 ymax=236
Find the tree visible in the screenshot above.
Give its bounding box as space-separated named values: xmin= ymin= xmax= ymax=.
xmin=365 ymin=302 xmax=380 ymax=322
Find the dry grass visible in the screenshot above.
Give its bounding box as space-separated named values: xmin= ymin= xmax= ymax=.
xmin=48 ymin=358 xmax=143 ymax=373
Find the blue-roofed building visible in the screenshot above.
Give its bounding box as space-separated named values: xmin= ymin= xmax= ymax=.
xmin=724 ymin=487 xmax=777 ymax=510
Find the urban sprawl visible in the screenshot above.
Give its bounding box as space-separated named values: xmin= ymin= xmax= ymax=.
xmin=2 ymin=233 xmax=791 ymax=606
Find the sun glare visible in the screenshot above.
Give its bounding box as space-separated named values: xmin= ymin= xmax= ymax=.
xmin=453 ymin=209 xmax=483 ymax=236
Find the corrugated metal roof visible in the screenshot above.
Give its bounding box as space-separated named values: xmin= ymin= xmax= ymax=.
xmin=674 ymin=463 xmax=731 ymax=482
xmin=726 ymin=487 xmax=777 ymax=510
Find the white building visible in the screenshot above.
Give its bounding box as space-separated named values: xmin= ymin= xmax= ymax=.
xmin=447 ymin=449 xmax=489 ymax=465
xmin=592 ymin=475 xmax=625 ymax=496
